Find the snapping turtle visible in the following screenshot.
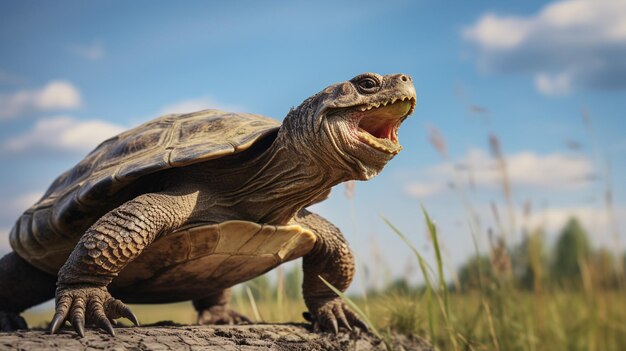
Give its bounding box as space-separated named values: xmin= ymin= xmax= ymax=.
xmin=0 ymin=72 xmax=416 ymax=336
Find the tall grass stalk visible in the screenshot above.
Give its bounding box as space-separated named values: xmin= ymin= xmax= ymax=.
xmin=383 ymin=212 xmax=461 ymax=350
xmin=482 ymin=300 xmax=500 ymax=351
xmin=422 ymin=207 xmax=458 ymax=351
xmin=422 ymin=208 xmax=449 ymax=320
xmin=276 ymin=266 xmax=285 ymax=321
xmin=245 ymin=286 xmax=262 ymax=322
xmin=382 ymin=216 xmax=436 ymax=345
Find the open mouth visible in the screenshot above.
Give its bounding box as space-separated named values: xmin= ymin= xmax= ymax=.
xmin=355 ymin=96 xmax=416 ymax=154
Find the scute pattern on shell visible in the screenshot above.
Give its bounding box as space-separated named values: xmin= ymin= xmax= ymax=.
xmin=108 ymin=221 xmax=316 ymax=302
xmin=10 ymin=110 xmax=280 ymax=272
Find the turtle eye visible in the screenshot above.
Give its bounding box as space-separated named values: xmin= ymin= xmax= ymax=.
xmin=356 ymin=77 xmax=380 ymax=94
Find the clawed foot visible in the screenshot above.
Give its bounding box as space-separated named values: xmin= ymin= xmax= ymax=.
xmin=0 ymin=311 xmax=27 ymax=331
xmin=49 ymin=285 xmax=139 ymax=337
xmin=197 ymin=305 xmax=251 ymax=325
xmin=305 ymin=298 xmax=368 ymax=334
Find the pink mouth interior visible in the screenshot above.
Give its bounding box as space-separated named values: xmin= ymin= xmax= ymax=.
xmin=357 ymin=99 xmax=413 ymax=143
xmin=358 ymin=117 xmax=398 ymax=142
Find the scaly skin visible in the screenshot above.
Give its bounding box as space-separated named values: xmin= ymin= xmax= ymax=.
xmin=50 ymin=192 xmax=198 ymax=336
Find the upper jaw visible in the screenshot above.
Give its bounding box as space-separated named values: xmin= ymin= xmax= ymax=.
xmin=352 ymin=95 xmax=416 ymax=155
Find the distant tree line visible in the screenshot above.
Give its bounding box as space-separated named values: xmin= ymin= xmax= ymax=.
xmin=457 ymin=217 xmax=624 ymax=292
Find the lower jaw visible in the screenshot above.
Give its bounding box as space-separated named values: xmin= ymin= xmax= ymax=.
xmin=357 ymin=131 xmax=402 ymax=155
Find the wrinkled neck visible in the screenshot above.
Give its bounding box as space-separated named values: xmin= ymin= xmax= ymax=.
xmin=231 ymin=125 xmax=350 ymax=224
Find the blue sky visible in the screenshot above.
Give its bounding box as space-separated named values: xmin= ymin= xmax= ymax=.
xmin=1 ymin=0 xmax=625 ymax=290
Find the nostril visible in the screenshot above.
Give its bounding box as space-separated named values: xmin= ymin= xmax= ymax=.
xmin=400 ymin=75 xmax=409 ymax=82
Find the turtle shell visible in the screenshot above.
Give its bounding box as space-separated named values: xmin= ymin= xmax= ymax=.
xmin=110 ymin=220 xmax=316 ymax=303
xmin=10 ymin=110 xmax=280 ymax=274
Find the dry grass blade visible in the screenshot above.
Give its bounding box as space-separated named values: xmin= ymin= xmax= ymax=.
xmin=245 ymin=286 xmax=263 ymax=322
xmin=482 ymin=300 xmax=500 ymax=351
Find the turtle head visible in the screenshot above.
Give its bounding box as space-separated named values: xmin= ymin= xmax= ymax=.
xmin=282 ymin=72 xmax=416 ymax=180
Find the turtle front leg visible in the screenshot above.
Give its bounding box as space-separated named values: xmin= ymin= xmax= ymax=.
xmin=50 ymin=191 xmax=198 ymax=337
xmin=296 ymin=210 xmax=368 ymax=333
xmin=193 ymin=289 xmax=251 ymax=325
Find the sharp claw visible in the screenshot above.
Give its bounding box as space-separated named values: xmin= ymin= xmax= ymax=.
xmin=90 ymin=299 xmax=116 ymax=336
xmin=97 ymin=314 xmax=115 ymax=336
xmin=105 ymin=320 xmax=116 ymax=336
xmin=73 ymin=318 xmax=85 ymax=338
xmin=49 ymin=314 xmax=66 ymax=335
xmin=354 ymin=318 xmax=369 ymax=332
xmin=344 ymin=307 xmax=369 ymax=331
xmin=50 ymin=295 xmax=71 ymax=335
xmin=123 ymin=308 xmax=140 ymax=327
xmin=70 ymin=297 xmax=86 ymax=338
xmin=338 ymin=315 xmax=352 ymax=332
xmin=110 ymin=299 xmax=140 ymax=327
xmin=333 ymin=305 xmax=352 ymax=332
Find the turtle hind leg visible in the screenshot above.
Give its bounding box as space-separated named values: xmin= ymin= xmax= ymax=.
xmin=0 ymin=251 xmax=57 ymax=331
xmin=193 ymin=289 xmax=252 ymax=325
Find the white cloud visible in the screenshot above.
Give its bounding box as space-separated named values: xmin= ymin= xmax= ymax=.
xmin=2 ymin=116 xmax=125 ymax=153
xmin=404 ymin=182 xmax=446 ymax=199
xmin=159 ymin=96 xmax=244 ymax=115
xmin=534 ymin=72 xmax=573 ymax=95
xmin=463 ymin=13 xmax=532 ymax=49
xmin=463 ymin=0 xmax=626 ymax=94
xmin=0 ymin=191 xmax=43 ymax=222
xmin=0 ymin=81 xmax=82 ymax=119
xmin=405 ymin=149 xmax=594 ymax=198
xmin=70 ymin=41 xmax=105 ymax=60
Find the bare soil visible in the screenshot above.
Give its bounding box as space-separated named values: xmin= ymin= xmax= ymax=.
xmin=0 ymin=323 xmax=432 ymax=351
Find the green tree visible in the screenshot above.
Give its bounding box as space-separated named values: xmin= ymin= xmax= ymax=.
xmin=551 ymin=217 xmax=591 ymax=287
